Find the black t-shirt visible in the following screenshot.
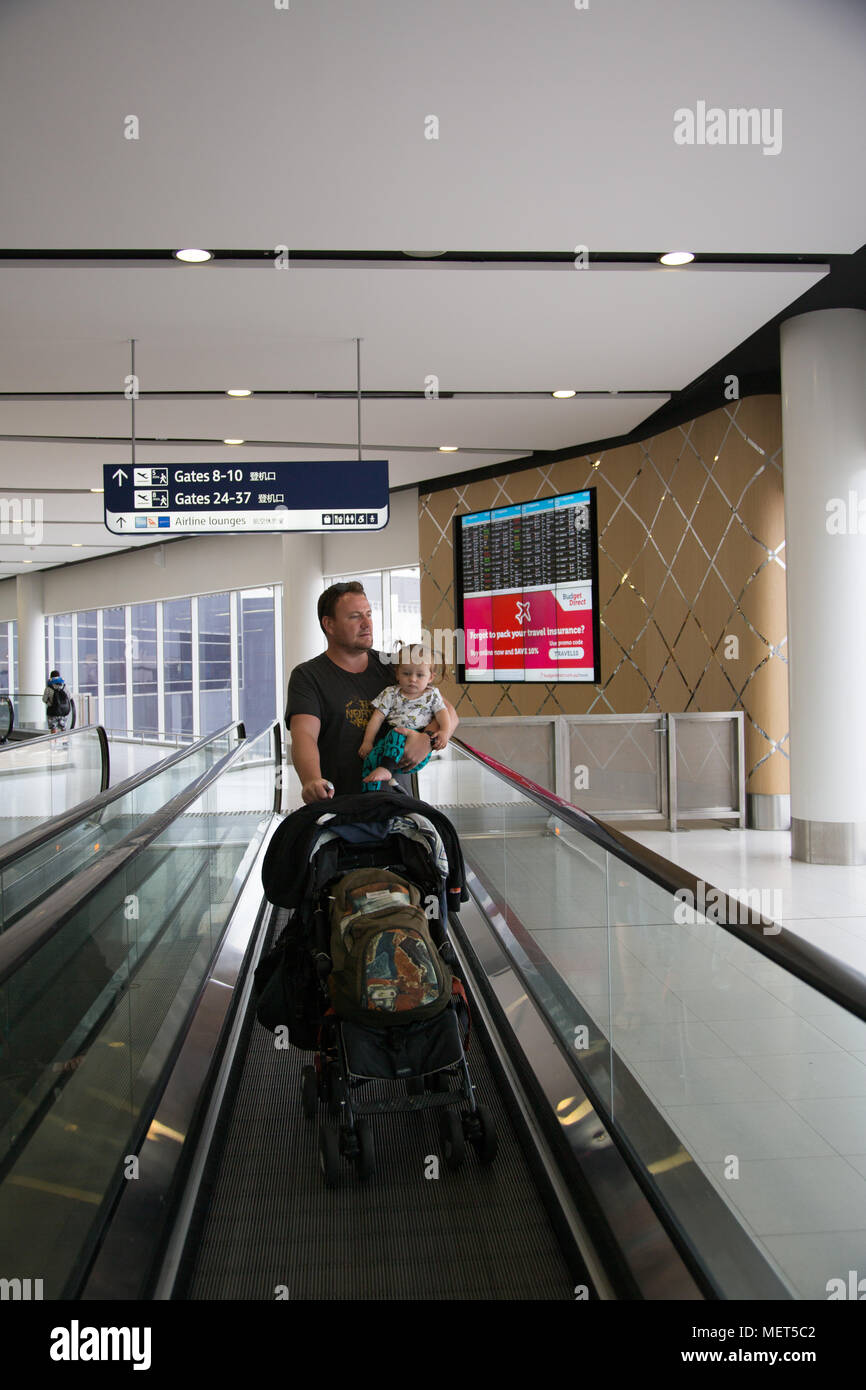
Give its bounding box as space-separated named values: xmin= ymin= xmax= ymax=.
xmin=286 ymin=650 xmax=404 ymax=796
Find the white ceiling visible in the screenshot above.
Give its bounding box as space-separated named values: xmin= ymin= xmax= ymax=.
xmin=1 ymin=0 xmax=864 ymax=576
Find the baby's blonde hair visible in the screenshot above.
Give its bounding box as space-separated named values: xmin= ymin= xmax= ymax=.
xmin=392 ymin=643 xmax=445 ymax=687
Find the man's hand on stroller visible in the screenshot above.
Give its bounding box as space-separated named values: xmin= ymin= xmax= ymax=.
xmin=301 ymin=777 xmax=335 ymax=803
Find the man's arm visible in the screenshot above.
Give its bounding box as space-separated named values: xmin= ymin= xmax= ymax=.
xmin=289 ymin=713 xmax=334 ymax=802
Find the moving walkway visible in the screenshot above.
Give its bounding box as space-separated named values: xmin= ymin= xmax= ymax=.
xmin=0 ymin=733 xmax=863 ymax=1300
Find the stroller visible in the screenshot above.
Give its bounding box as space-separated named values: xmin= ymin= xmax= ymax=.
xmin=258 ymin=791 xmax=497 ymax=1186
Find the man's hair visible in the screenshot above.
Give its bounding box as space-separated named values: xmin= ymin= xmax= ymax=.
xmin=317 ymin=581 xmax=367 ymax=635
xmin=49 ymin=670 xmax=60 ymax=679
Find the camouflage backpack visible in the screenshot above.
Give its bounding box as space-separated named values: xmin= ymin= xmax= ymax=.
xmin=328 ymin=867 xmax=451 ymax=1027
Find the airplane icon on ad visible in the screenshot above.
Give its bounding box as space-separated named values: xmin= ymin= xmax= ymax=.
xmin=515 ymin=600 xmax=531 ymax=625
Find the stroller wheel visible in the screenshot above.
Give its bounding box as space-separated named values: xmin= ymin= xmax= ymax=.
xmin=301 ymin=1064 xmax=318 ymax=1118
xmin=470 ymin=1103 xmax=498 ymax=1166
xmin=355 ymin=1120 xmax=375 ymax=1181
xmin=318 ymin=1125 xmax=341 ymax=1187
xmin=438 ymin=1111 xmax=465 ymax=1171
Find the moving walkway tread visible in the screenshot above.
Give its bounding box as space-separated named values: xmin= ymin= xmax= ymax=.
xmin=175 ymin=911 xmax=584 ymax=1302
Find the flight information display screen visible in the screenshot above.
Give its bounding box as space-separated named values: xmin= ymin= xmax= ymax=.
xmin=454 ymin=488 xmax=601 ymax=683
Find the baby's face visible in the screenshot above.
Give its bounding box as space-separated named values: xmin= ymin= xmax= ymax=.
xmin=396 ymin=662 xmax=431 ymax=697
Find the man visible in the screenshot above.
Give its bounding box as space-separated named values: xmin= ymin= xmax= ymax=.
xmin=286 ymin=581 xmax=458 ymax=803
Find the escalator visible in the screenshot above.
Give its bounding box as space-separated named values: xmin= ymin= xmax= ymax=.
xmin=1 ymin=734 xmax=864 ymax=1302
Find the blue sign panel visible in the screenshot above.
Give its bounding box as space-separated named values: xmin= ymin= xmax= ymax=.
xmin=103 ymin=460 xmax=389 ymax=535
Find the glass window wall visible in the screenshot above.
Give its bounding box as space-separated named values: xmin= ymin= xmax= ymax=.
xmin=131 ymin=602 xmax=158 ymax=735
xmin=323 ymin=566 xmax=422 ymax=652
xmin=77 ymin=611 xmax=98 ymax=697
xmin=199 ymin=591 xmax=231 ymax=734
xmin=239 ymin=588 xmax=275 ymax=736
xmin=103 ymin=606 xmax=127 ymax=734
xmin=44 ymin=586 xmax=280 ymax=740
xmin=163 ymin=598 xmax=193 ymax=738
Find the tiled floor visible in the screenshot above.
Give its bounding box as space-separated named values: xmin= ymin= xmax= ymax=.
xmin=628 ymin=825 xmax=866 ymax=979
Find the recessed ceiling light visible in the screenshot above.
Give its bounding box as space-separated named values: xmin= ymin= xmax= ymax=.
xmin=90 ymin=487 xmax=104 ymax=493
xmin=72 ymin=542 xmax=83 ymax=547
xmin=174 ymin=248 xmax=213 ymax=263
xmin=23 ymin=558 xmax=33 ymax=563
xmin=223 ymin=438 xmax=244 ymax=445
xmin=226 ymin=389 xmax=253 ymax=397
xmin=438 ymin=445 xmax=458 ymax=453
xmin=659 ymin=251 xmax=695 ymax=267
xmin=403 ymin=250 xmax=447 ymax=258
xmin=552 ymin=390 xmax=576 ymax=399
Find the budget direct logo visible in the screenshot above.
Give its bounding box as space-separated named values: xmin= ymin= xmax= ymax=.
xmin=557 ymin=590 xmax=590 ymax=610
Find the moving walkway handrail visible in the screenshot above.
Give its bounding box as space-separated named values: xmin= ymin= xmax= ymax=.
xmin=0 ymin=694 xmax=13 ymax=740
xmin=0 ymin=720 xmax=107 ymax=788
xmin=0 ymin=720 xmax=277 ymax=989
xmin=0 ymin=719 xmax=243 ymax=877
xmin=1 ymin=692 xmax=78 ymax=733
xmin=450 ymin=735 xmax=866 ymax=1025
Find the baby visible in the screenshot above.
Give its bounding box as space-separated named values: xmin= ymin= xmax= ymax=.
xmin=358 ymin=646 xmax=454 ymax=791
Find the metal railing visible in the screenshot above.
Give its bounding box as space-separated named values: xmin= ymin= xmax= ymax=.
xmin=454 ymin=711 xmax=745 ymax=829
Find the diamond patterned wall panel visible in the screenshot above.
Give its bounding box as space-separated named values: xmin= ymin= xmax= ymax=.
xmin=419 ymin=396 xmax=788 ymax=797
xmin=457 ymin=720 xmax=556 ymax=792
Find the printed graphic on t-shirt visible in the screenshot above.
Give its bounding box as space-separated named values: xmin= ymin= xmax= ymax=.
xmin=345 ymin=698 xmax=374 ymax=729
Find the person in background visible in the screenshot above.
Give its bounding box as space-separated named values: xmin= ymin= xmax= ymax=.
xmin=286 ymin=581 xmax=458 ymax=802
xmin=43 ymin=669 xmax=71 ymax=733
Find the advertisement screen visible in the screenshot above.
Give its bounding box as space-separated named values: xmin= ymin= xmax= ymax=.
xmin=455 ymin=489 xmax=601 ymax=684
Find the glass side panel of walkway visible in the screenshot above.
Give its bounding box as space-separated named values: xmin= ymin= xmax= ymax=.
xmin=0 ymin=726 xmax=238 ymax=932
xmin=417 ymin=743 xmax=866 ymax=1300
xmin=0 ymin=726 xmax=277 ymax=1298
xmin=0 ymin=725 xmax=106 ymax=843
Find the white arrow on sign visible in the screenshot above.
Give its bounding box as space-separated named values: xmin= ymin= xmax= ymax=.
xmin=113 ymin=468 xmax=128 ymax=485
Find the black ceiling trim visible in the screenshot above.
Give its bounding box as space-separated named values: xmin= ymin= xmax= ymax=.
xmin=0 ymin=247 xmax=834 ymax=267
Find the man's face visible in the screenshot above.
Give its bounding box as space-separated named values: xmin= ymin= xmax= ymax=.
xmin=325 ymin=592 xmax=374 ymax=650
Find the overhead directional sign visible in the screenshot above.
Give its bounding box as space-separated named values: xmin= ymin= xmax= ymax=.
xmin=103 ymin=460 xmax=389 ymax=536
